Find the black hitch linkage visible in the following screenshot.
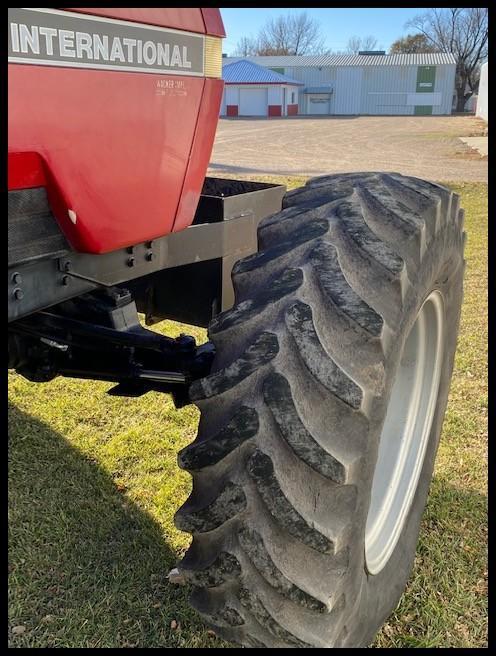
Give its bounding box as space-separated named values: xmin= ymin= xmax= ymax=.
xmin=8 ymin=287 xmax=215 ymax=407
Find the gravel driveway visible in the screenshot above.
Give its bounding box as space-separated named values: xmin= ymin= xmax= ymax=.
xmin=209 ymin=115 xmax=487 ymax=182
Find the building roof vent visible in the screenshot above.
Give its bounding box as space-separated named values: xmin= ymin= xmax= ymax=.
xmin=358 ymin=50 xmax=386 ymax=56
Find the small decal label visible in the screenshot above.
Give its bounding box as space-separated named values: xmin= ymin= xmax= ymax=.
xmin=8 ymin=8 xmax=205 ymax=76
xmin=155 ymin=78 xmax=187 ymax=96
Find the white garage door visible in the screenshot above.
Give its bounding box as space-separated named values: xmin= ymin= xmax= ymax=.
xmin=239 ymin=88 xmax=267 ymax=116
xmin=308 ymin=94 xmax=330 ymax=115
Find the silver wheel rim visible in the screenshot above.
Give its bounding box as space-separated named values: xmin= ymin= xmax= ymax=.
xmin=365 ymin=291 xmax=445 ymax=575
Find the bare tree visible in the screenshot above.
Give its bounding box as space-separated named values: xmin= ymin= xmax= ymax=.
xmin=389 ymin=34 xmax=439 ymax=54
xmin=346 ymin=35 xmax=379 ymax=54
xmin=234 ymin=12 xmax=325 ymax=56
xmin=406 ymin=8 xmax=488 ymax=112
xmin=346 ymin=36 xmax=362 ymax=55
xmin=232 ymin=36 xmax=259 ymax=57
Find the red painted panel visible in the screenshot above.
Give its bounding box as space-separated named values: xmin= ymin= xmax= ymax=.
xmin=9 ymin=65 xmax=207 ymax=253
xmin=173 ymin=79 xmax=224 ymax=232
xmin=226 ymin=105 xmax=239 ymax=117
xmin=66 ymin=8 xmax=208 ymax=34
xmin=8 ymin=152 xmax=46 ymax=190
xmin=201 ymin=8 xmax=226 ymax=37
xmin=268 ymin=105 xmax=282 ymax=117
xmin=287 ymin=104 xmax=299 ymax=116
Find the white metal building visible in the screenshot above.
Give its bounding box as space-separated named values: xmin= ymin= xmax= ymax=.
xmin=224 ymin=53 xmax=457 ymax=116
xmin=221 ymin=60 xmax=303 ymax=117
xmin=476 ymin=62 xmax=488 ymax=122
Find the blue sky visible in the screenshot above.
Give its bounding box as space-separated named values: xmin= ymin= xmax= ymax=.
xmin=220 ymin=8 xmax=430 ymax=55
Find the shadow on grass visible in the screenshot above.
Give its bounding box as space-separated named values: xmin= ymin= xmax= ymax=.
xmin=9 ymin=402 xmax=486 ymax=648
xmin=8 ymin=403 xmax=226 ymax=649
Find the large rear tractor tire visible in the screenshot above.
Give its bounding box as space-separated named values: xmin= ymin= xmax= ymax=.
xmin=175 ymin=173 xmax=465 ymax=648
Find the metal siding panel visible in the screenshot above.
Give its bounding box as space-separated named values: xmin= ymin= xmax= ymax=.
xmin=446 ymin=65 xmax=457 ymax=114
xmin=432 ymin=66 xmax=444 ymax=115
xmin=476 ymin=62 xmax=488 ymax=120
xmin=225 ymin=86 xmax=238 ymax=106
xmin=361 ymin=65 xmax=416 ymax=115
xmin=329 ymin=79 xmax=336 ymax=115
xmin=407 ymin=92 xmax=441 ymax=106
xmin=220 ymin=87 xmax=226 ymax=115
xmin=284 ymin=66 xmax=336 ymax=86
xmin=432 ymin=64 xmax=456 ymax=114
xmin=267 ymin=86 xmax=281 ymax=105
xmin=335 ymin=67 xmax=362 ymax=114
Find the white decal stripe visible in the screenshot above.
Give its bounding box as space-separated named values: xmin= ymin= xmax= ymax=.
xmin=11 ymin=8 xmax=206 ymax=75
xmin=8 ymin=57 xmax=206 ymax=77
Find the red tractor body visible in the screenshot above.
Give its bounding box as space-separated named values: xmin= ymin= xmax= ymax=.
xmin=8 ymin=8 xmax=225 ymax=253
xmin=8 ymin=6 xmax=284 ymax=383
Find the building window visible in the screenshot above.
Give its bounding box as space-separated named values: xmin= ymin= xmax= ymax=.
xmin=291 ymin=91 xmax=295 ymax=104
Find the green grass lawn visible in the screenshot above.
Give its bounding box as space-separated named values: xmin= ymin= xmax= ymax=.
xmin=8 ymin=179 xmax=487 ymax=648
